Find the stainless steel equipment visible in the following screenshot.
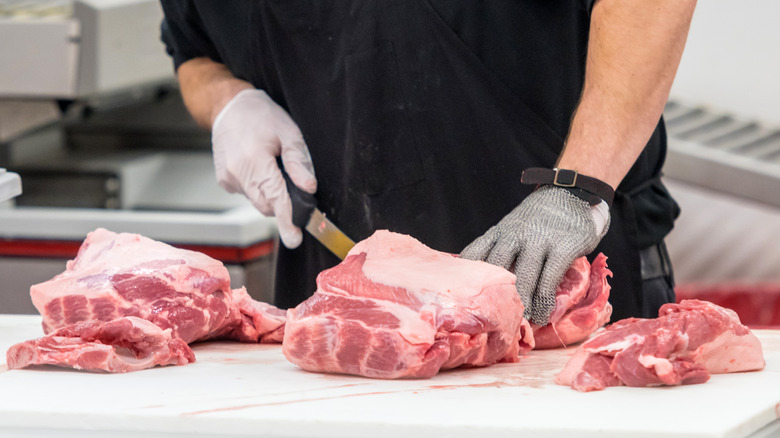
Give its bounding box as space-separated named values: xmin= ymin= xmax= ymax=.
xmin=662 ymin=100 xmax=780 ymax=285
xmin=0 ymin=1 xmax=279 ymax=314
xmin=0 ymin=168 xmax=20 ymax=203
xmin=0 ymin=0 xmax=173 ymax=98
xmin=0 ymin=97 xmax=279 ymax=313
xmin=663 ymin=100 xmax=780 ymax=208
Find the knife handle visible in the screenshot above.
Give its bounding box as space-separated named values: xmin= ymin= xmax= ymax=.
xmin=277 ymin=157 xmax=317 ymax=229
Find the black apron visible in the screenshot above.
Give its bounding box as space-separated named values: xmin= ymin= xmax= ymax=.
xmin=160 ymin=0 xmax=678 ymax=321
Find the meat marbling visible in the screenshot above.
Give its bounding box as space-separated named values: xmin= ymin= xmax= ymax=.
xmin=556 ymin=299 xmax=766 ymax=391
xmin=283 ymin=230 xmax=534 ymax=379
xmin=7 ymin=228 xmax=286 ymax=372
xmin=532 ymin=254 xmax=613 ymax=349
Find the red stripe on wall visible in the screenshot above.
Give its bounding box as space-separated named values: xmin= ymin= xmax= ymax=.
xmin=0 ymin=239 xmax=275 ymax=264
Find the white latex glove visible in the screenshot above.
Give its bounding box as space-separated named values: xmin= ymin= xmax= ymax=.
xmin=591 ymin=200 xmax=610 ymax=236
xmin=212 ymin=89 xmax=317 ymax=248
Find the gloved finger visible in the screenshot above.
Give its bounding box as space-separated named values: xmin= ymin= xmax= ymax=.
xmin=513 ymin=246 xmax=545 ymax=321
xmin=215 ymin=171 xmax=243 ymax=195
xmin=262 ymin=165 xmax=303 ymax=249
xmin=246 ymin=184 xmax=273 ymax=216
xmin=459 ymin=226 xmax=499 ymax=261
xmin=272 ymin=189 xmax=303 ymax=249
xmin=241 ymin=152 xmax=284 ymax=216
xmin=532 ymin=252 xmax=573 ymax=326
xmin=211 ymin=135 xmax=243 ymax=194
xmin=484 ymin=235 xmax=522 ymax=271
xmin=281 ymin=140 xmax=317 ymax=194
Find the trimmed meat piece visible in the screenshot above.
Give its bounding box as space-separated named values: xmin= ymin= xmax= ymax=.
xmin=6 ymin=317 xmax=194 ymax=373
xmin=283 ymin=230 xmax=534 ymax=379
xmin=556 ymin=299 xmax=766 ymax=391
xmin=532 ymin=254 xmax=613 ymax=349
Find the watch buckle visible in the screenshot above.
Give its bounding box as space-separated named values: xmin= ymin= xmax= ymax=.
xmin=553 ymin=168 xmax=578 ymax=188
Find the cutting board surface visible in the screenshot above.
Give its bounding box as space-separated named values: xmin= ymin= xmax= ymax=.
xmin=1 ymin=315 xmax=778 ymax=438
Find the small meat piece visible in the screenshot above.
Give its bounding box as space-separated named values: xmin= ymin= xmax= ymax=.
xmin=531 ymin=254 xmax=612 ymax=349
xmin=232 ymin=287 xmax=287 ymax=343
xmin=283 ymin=230 xmax=534 ymax=379
xmin=6 ymin=317 xmax=194 ymax=373
xmin=556 ymin=300 xmax=766 ymax=391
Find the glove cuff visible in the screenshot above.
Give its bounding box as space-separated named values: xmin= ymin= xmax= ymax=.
xmin=211 ymin=88 xmax=265 ymax=134
xmin=591 ymin=200 xmax=610 ymax=237
xmin=521 ymin=167 xmax=615 ymax=208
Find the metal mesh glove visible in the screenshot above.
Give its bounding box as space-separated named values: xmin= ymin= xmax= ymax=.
xmin=460 ymin=185 xmax=610 ymax=325
xmin=212 ymin=89 xmax=317 ymax=249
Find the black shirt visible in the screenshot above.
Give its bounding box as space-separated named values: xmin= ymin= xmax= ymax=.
xmin=160 ymin=0 xmax=679 ymax=316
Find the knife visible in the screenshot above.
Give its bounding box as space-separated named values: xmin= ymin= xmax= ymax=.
xmin=277 ymin=159 xmax=356 ymax=260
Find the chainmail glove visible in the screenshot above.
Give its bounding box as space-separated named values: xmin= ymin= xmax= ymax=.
xmin=460 ymin=185 xmax=610 ymax=325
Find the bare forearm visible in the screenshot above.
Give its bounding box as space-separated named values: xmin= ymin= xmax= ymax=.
xmin=556 ymin=0 xmax=697 ymax=189
xmin=177 ymin=57 xmax=253 ymax=130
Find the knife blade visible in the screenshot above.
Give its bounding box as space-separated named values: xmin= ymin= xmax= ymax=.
xmin=278 ymin=159 xmax=356 ymax=260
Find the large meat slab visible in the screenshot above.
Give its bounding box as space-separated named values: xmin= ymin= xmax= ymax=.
xmin=283 ymin=230 xmax=534 ymax=379
xmin=7 ymin=228 xmax=285 ymax=372
xmin=556 ymin=299 xmax=766 ymax=391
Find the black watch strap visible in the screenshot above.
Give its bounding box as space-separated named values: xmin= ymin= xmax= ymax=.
xmin=521 ymin=167 xmax=615 ymax=208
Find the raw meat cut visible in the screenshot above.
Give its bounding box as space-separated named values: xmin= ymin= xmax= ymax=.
xmin=7 ymin=228 xmax=286 ymax=372
xmin=28 ymin=228 xmax=285 ymax=343
xmin=283 ymin=230 xmax=534 ymax=379
xmin=6 ymin=317 xmax=194 ymax=373
xmin=532 ymin=254 xmax=612 ymax=349
xmin=556 ymin=299 xmax=766 ymax=391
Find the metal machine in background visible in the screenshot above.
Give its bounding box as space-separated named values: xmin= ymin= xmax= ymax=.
xmin=0 ymin=168 xmax=21 ymax=204
xmin=0 ymin=0 xmax=279 ymax=314
xmin=663 ymin=100 xmax=780 ymax=208
xmin=0 ymin=0 xmax=172 ymax=98
xmin=662 ymin=100 xmax=780 ymax=285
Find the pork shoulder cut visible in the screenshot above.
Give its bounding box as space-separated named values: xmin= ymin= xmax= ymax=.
xmin=555 ymin=299 xmax=766 ymax=391
xmin=282 ymin=230 xmax=534 ymax=379
xmin=7 ymin=228 xmax=286 ymax=372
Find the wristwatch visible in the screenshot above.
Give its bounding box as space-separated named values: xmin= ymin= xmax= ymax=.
xmin=520 ymin=167 xmax=615 ymax=207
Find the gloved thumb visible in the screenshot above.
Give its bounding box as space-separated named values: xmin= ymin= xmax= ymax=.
xmin=274 ymin=194 xmax=303 ymax=249
xmin=246 ymin=165 xmax=304 ymax=249
xmin=277 ymin=220 xmax=303 ymax=249
xmin=278 ymin=120 xmax=317 ymax=195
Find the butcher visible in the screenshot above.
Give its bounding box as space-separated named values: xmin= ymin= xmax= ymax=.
xmin=158 ymin=0 xmax=696 ymax=325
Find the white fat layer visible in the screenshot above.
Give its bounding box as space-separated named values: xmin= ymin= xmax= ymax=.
xmin=113 ymin=347 xmax=155 ymax=365
xmin=588 ymin=333 xmax=645 ymax=353
xmin=694 ymin=329 xmax=766 ymax=373
xmin=638 ymin=354 xmax=674 ymax=376
xmin=352 ymin=231 xmax=515 ymax=303
xmin=32 ymin=228 xmax=229 ymax=305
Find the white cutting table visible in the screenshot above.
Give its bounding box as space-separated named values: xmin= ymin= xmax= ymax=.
xmin=0 ymin=315 xmax=778 ymax=438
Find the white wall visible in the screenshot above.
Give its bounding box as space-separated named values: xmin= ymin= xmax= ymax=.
xmin=670 ymin=1 xmax=780 ymax=125
xmin=664 ymin=2 xmax=780 ymax=285
xmin=664 ymin=179 xmax=780 ymax=285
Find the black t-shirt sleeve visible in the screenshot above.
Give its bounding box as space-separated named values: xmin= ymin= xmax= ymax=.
xmin=580 ymin=0 xmax=596 ymax=13
xmin=159 ymin=0 xmax=222 ymax=71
